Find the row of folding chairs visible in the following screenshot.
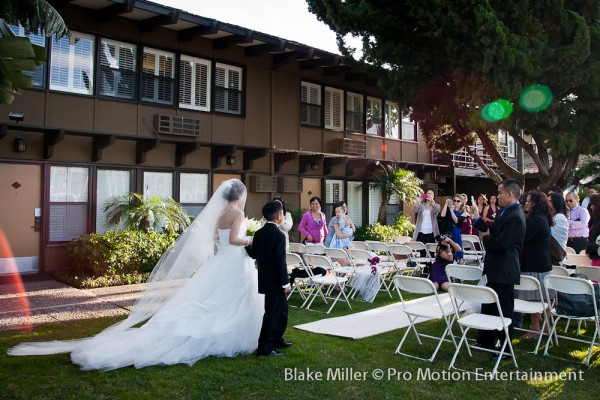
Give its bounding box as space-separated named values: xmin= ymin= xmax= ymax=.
xmin=394 ymin=263 xmax=600 ymax=376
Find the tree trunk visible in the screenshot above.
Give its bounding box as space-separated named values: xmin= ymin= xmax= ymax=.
xmin=377 ymin=196 xmax=390 ymax=225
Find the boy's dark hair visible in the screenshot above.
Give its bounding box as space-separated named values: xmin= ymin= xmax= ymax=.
xmin=262 ymin=201 xmax=283 ymax=222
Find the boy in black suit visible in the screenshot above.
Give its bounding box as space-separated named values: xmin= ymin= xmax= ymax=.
xmin=246 ymin=201 xmax=291 ymax=357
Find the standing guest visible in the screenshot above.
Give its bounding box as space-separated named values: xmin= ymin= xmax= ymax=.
xmin=411 ymin=189 xmax=441 ymax=244
xmin=516 ymin=191 xmax=553 ymax=339
xmin=298 ymin=196 xmax=327 ymax=244
xmin=260 ymin=195 xmax=293 ymax=252
xmin=549 ymin=193 xmax=569 ymax=257
xmin=471 ymin=179 xmax=526 ymax=358
xmin=483 ymin=195 xmax=499 ymax=226
xmin=325 ymin=201 xmax=355 ymax=247
xmin=581 ymin=187 xmax=598 ymax=209
xmin=585 ymin=195 xmax=600 ymax=266
xmin=247 ymin=201 xmax=291 ymax=357
xmin=329 ymin=204 xmax=355 ymax=249
xmin=565 ymin=191 xmax=590 ymax=253
xmin=472 ymin=194 xmax=488 ymax=236
xmin=548 ymin=186 xmax=564 ymax=196
xmin=429 ymin=235 xmax=461 ymax=291
xmin=440 ymin=195 xmax=466 ymax=262
xmin=459 ymin=194 xmax=473 ymax=235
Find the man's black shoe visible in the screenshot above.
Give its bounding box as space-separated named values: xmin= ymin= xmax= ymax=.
xmin=489 ymin=353 xmax=511 ymax=361
xmin=257 ymin=350 xmax=284 ymax=357
xmin=276 ymin=340 xmax=292 ymax=348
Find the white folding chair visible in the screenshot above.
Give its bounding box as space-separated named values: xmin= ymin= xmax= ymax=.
xmin=393 ymin=275 xmax=457 ymax=362
xmin=513 ymin=275 xmax=551 ymax=354
xmin=302 ymin=254 xmax=352 ymax=314
xmin=461 ymin=234 xmax=485 ymax=253
xmin=447 ymin=283 xmax=518 ymax=375
xmin=565 ymin=247 xmax=577 ymax=255
xmin=445 ymin=263 xmax=484 ymax=284
xmin=563 ymin=254 xmax=592 ymax=267
xmin=345 ymin=248 xmax=393 ymax=300
xmin=367 ymin=241 xmax=396 ymax=264
xmin=305 ymin=243 xmax=327 ymax=255
xmin=350 ymin=241 xmax=369 ymax=250
xmin=460 ymin=238 xmax=484 ymax=265
xmin=425 ymin=242 xmax=438 ymax=257
xmin=575 ymin=265 xmax=600 ymax=282
xmin=324 ymin=248 xmax=356 ymax=279
xmin=394 ymin=235 xmax=412 ymax=244
xmin=285 ymin=252 xmax=312 ymax=304
xmin=404 ymin=241 xmax=432 ymax=265
xmin=388 ymin=244 xmax=422 ymax=276
xmin=543 ymin=275 xmax=600 ymax=366
xmin=552 ymin=265 xmax=570 ymax=277
xmin=289 ymin=242 xmax=307 ymax=255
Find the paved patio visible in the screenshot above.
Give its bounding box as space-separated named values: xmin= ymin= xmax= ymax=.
xmin=0 ymin=275 xmax=143 ymax=331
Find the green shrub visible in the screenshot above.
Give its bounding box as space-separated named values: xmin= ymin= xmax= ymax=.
xmin=354 ymin=215 xmax=415 ymax=242
xmin=66 ymin=230 xmax=178 ymax=279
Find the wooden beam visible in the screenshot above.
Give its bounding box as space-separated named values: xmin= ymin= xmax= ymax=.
xmin=136 ymin=138 xmax=160 ymax=164
xmin=179 ymin=21 xmax=220 ymax=41
xmin=245 ymin=40 xmax=286 ymax=57
xmin=243 ymin=148 xmax=268 ymax=171
xmin=211 ymin=145 xmax=236 ymax=168
xmin=0 ymin=124 xmax=7 ymax=141
xmin=324 ymin=157 xmax=348 ymax=175
xmin=140 ymin=10 xmax=180 ymax=32
xmin=213 ymin=31 xmax=254 ymax=50
xmin=97 ymin=0 xmax=136 ymax=22
xmin=92 ymin=134 xmax=115 ymax=162
xmin=43 ymin=129 xmax=65 ymax=159
xmin=274 ymin=152 xmax=298 ymax=173
xmin=175 ymin=142 xmax=201 ymax=167
xmin=299 ymin=154 xmax=324 ymax=174
xmin=299 ymin=55 xmax=341 ymax=70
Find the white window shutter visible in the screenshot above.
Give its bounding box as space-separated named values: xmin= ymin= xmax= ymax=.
xmin=325 ymin=179 xmax=344 ymax=203
xmin=347 ymin=181 xmax=362 ymax=226
xmin=368 ymin=186 xmax=382 ymax=224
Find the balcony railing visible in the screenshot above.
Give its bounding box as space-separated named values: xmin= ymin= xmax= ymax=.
xmin=434 ymin=142 xmax=512 ymax=172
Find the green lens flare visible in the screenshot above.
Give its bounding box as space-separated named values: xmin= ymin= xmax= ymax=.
xmin=482 ymin=99 xmax=513 ymax=122
xmin=519 ymin=84 xmax=553 ymax=112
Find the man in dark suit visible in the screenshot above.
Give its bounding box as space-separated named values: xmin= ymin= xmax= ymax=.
xmin=472 ymin=179 xmax=526 ymax=358
xmin=246 ymin=201 xmax=291 ymax=357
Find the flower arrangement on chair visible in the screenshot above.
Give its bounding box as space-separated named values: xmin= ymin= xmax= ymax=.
xmin=245 ymin=218 xmax=261 ymax=237
xmin=368 ymin=256 xmax=381 ymax=276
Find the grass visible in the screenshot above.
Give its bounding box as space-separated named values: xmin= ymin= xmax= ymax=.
xmin=1 ymin=288 xmax=599 ymax=400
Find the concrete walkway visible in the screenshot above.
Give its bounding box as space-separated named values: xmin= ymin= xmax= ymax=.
xmin=0 ymin=276 xmax=144 ymax=331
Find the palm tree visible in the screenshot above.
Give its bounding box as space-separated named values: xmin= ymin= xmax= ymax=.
xmin=1 ymin=0 xmax=69 ymax=104
xmin=370 ymin=163 xmax=423 ymax=224
xmin=102 ymin=193 xmax=191 ymax=233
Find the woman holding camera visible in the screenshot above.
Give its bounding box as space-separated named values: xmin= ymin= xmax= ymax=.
xmin=430 ymin=236 xmax=462 ymax=291
xmin=440 ymin=195 xmax=466 ymax=262
xmin=411 ymin=189 xmax=440 ymax=244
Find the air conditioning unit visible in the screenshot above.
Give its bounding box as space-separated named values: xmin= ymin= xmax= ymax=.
xmin=337 ymin=138 xmax=366 ymax=157
xmin=248 ymin=175 xmax=277 ymax=193
xmin=154 ymin=114 xmax=201 ymax=137
xmin=277 ymin=176 xmax=302 ymax=193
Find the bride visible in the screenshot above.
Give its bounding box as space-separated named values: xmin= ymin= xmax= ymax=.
xmin=8 ymin=179 xmax=265 ymax=371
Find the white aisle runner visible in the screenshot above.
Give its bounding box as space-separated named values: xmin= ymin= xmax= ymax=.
xmin=294 ymin=294 xmax=455 ymax=340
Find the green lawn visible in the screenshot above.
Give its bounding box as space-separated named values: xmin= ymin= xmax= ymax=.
xmin=1 ymin=291 xmax=598 ymax=400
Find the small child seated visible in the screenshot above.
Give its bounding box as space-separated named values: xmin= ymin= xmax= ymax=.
xmin=330 ymin=206 xmax=354 ymax=249
xmin=429 ymin=236 xmax=461 ymax=291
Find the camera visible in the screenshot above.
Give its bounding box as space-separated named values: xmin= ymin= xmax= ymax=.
xmin=435 ymin=235 xmax=447 ymax=242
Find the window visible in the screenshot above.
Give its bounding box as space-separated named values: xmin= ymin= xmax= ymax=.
xmin=99 ymin=39 xmax=136 ymax=99
xmin=179 ymin=56 xmax=211 ymax=111
xmin=301 ymin=81 xmax=321 ymax=126
xmin=49 ymin=166 xmax=89 ymax=241
xmin=179 ymin=173 xmax=209 ymax=217
xmin=324 ymin=87 xmax=344 ymax=131
xmin=346 ymin=92 xmax=364 ymax=133
xmin=385 ymin=102 xmax=400 ymax=139
xmin=214 ymin=63 xmax=242 ymax=114
xmin=498 ymin=130 xmax=516 ymax=158
xmin=49 ymin=31 xmax=95 ymax=95
xmin=366 ymin=97 xmax=383 ymax=136
xmin=143 ymin=171 xmax=173 ymax=199
xmin=347 ymin=181 xmax=363 ymax=227
xmin=141 ymin=47 xmax=175 ymax=104
xmin=96 ymin=169 xmax=131 ymax=234
xmin=9 ymin=24 xmax=46 ymax=88
xmin=325 ymin=179 xmax=344 ymax=220
xmin=401 ymin=111 xmax=417 ymax=141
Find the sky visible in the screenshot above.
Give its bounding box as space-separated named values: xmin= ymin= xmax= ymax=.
xmin=153 ymin=0 xmax=341 ymax=54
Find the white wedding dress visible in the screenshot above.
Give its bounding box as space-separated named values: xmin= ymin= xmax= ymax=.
xmin=9 ymin=224 xmax=264 ymax=371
